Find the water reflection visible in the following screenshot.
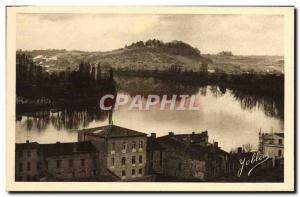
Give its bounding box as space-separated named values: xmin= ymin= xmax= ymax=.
xmin=16 ymin=76 xmax=284 ymax=151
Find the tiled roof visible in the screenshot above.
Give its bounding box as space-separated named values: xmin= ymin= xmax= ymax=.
xmin=170 ymin=131 xmax=208 ymax=144
xmin=16 ymin=141 xmax=98 ymax=156
xmin=275 ymin=133 xmax=284 ymax=138
xmin=16 ymin=142 xmax=39 ymax=150
xmin=156 ymin=134 xmax=228 ymax=160
xmin=80 ymin=125 xmax=147 ymax=138
xmin=147 ymin=137 xmax=165 ymax=151
xmin=40 ymin=141 xmax=98 ymax=157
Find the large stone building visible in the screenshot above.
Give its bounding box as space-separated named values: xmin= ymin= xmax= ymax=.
xmin=147 ymin=131 xmax=229 ymax=181
xmin=259 ymin=131 xmax=284 ymax=168
xmin=15 ymin=141 xmax=102 ymax=181
xmin=78 ymin=124 xmax=148 ymax=180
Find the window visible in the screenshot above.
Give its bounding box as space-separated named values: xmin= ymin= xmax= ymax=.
xmin=111 ymin=142 xmax=115 ymax=151
xmin=45 ymin=161 xmax=48 ymax=170
xmin=19 ymin=163 xmax=23 ymax=172
xmin=122 ymin=142 xmax=127 ymax=151
xmin=111 ymin=157 xmax=115 ymax=166
xmin=122 ymin=170 xmax=126 ymax=177
xmin=150 ymin=152 xmax=154 ymax=160
xmin=139 ymin=155 xmax=143 ymax=163
xmin=93 ymin=157 xmax=97 ymax=166
xmin=81 ymin=159 xmax=85 ymax=166
xmin=93 ymin=170 xmax=97 ymax=176
xmin=37 ymin=162 xmax=41 ymax=170
xmin=27 ymin=151 xmax=31 ymax=157
xmin=37 ymin=150 xmax=40 ymax=156
xmin=18 ymin=151 xmax=23 ymax=158
xmin=138 ymin=168 xmax=142 ymax=175
xmin=56 ymin=160 xmax=61 ymax=169
xmin=69 ymin=160 xmax=74 ymax=168
xmin=27 ymin=162 xmax=31 ymax=171
xmin=159 ymin=151 xmax=163 ymax=167
xmin=178 ymin=162 xmax=182 ymax=172
xmin=132 ymin=156 xmax=136 ymax=164
xmin=122 ymin=157 xmax=126 ymax=165
xmin=278 ymin=149 xmax=282 ymax=157
xmin=26 ymin=175 xmax=30 ymax=181
xmin=139 ymin=141 xmax=143 ymax=149
xmin=132 ymin=141 xmax=136 ymax=149
xmin=132 ymin=169 xmax=136 ymax=175
xmin=279 ymin=139 xmax=283 ymax=145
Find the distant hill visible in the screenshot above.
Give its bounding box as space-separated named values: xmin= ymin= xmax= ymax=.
xmin=203 ymin=54 xmax=284 ymax=74
xmin=17 ymin=39 xmax=284 ymax=74
xmin=17 ymin=39 xmax=211 ymax=73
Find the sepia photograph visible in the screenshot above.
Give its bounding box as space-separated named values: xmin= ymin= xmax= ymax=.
xmin=6 ymin=6 xmax=294 ymax=192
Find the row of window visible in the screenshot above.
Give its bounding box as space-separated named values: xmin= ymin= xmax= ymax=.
xmin=18 ymin=150 xmax=40 ymax=158
xmin=268 ymin=139 xmax=283 ymax=145
xmin=111 ymin=155 xmax=143 ymax=166
xmin=18 ymin=158 xmax=96 ymax=172
xmin=121 ymin=168 xmax=143 ymax=177
xmin=18 ymin=161 xmax=41 ymax=172
xmin=111 ymin=141 xmax=144 ymax=152
xmin=17 ymin=169 xmax=98 ymax=181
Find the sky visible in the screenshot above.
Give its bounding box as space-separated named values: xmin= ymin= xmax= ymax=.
xmin=16 ymin=13 xmax=284 ymax=56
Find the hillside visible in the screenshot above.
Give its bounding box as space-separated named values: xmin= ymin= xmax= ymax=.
xmin=203 ymin=54 xmax=284 ymax=74
xmin=17 ymin=39 xmax=284 ymax=74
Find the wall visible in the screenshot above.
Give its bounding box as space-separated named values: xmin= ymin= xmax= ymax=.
xmin=106 ymin=136 xmax=147 ymax=180
xmin=44 ymin=152 xmax=99 ymax=180
xmin=15 ymin=148 xmax=40 ymax=181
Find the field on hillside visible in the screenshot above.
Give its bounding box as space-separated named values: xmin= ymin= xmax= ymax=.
xmin=204 ymin=54 xmax=284 ymax=74
xmin=19 ymin=48 xmax=284 ymax=75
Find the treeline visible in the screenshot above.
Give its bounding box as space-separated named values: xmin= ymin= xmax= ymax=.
xmin=124 ymin=39 xmax=208 ymax=60
xmin=16 ymin=53 xmax=116 ymax=103
xmin=114 ymin=68 xmax=284 ymax=96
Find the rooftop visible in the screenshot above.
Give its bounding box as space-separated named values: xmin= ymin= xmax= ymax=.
xmin=16 ymin=141 xmax=98 ymax=156
xmin=79 ymin=124 xmax=147 ymax=139
xmin=40 ymin=141 xmax=98 ymax=157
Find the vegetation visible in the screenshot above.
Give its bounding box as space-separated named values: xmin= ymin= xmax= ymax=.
xmin=16 ymin=53 xmax=116 ymax=110
xmin=218 ymin=51 xmax=233 ymax=56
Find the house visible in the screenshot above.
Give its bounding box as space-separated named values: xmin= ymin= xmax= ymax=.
xmin=259 ymin=131 xmax=284 ymax=168
xmin=78 ymin=124 xmax=149 ymax=180
xmin=15 ymin=141 xmax=101 ymax=181
xmin=146 ymin=133 xmax=165 ymax=174
xmin=147 ymin=131 xmax=229 ymax=181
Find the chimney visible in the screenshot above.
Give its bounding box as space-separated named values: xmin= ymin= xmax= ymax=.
xmin=237 ymin=147 xmax=242 ymax=154
xmin=26 ymin=140 xmax=29 ymax=143
xmin=56 ymin=141 xmax=60 ymax=144
xmin=151 ymin=133 xmax=156 ymax=138
xmin=192 ymin=131 xmax=195 ymax=135
xmin=168 ymin=132 xmax=174 ymax=136
xmin=214 ymin=142 xmax=218 ymax=148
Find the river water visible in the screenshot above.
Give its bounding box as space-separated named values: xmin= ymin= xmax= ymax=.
xmin=16 ymin=76 xmax=283 ymax=152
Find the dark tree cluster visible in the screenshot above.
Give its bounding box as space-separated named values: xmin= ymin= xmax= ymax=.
xmin=16 ymin=53 xmax=116 ymax=107
xmin=125 ymin=39 xmax=203 ymax=59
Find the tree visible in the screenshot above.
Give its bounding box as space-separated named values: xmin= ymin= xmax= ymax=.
xmin=96 ymin=63 xmax=101 ymax=81
xmin=243 ymin=143 xmax=253 ymax=152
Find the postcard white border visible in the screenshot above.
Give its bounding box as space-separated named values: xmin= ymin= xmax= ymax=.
xmin=6 ymin=6 xmax=294 ymax=192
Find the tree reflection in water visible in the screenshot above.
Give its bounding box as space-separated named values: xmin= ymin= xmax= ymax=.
xmin=16 ymin=76 xmax=284 ymax=132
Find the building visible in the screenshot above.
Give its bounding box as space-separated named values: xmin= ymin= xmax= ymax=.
xmin=147 ymin=131 xmax=229 ymax=181
xmin=15 ymin=141 xmax=101 ymax=181
xmin=259 ymin=131 xmax=284 ymax=168
xmin=78 ymin=124 xmax=149 ymax=180
xmin=147 ymin=133 xmax=165 ymax=174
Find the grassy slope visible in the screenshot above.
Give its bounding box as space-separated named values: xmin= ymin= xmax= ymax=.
xmin=204 ymin=54 xmax=284 ymax=74
xmin=24 ymin=47 xmax=284 ymax=75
